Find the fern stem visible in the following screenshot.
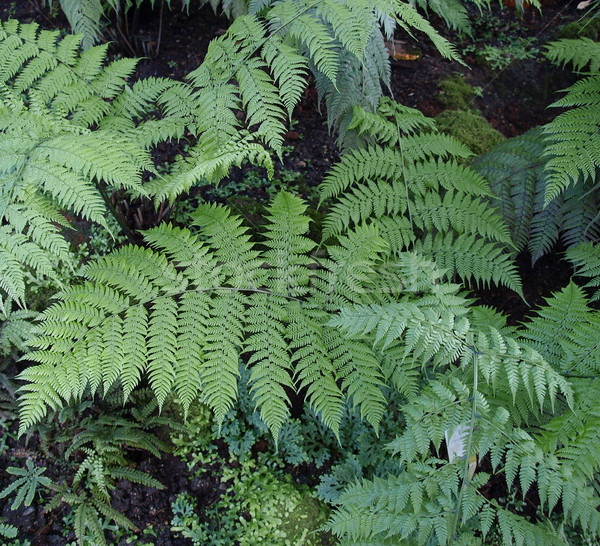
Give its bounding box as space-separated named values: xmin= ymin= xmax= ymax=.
xmin=156 ymin=0 xmax=164 ymax=56
xmin=450 ymin=350 xmax=478 ymax=543
xmin=396 ymin=120 xmax=413 ymax=230
xmin=96 ymin=183 xmax=137 ymax=245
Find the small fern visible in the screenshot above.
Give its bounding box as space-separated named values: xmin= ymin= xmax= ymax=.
xmin=0 ymin=459 xmax=51 ymax=510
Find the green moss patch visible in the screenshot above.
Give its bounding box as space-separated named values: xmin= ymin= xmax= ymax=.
xmin=435 ymin=109 xmax=505 ymax=156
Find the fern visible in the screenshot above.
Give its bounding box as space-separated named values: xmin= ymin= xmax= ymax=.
xmin=0 ymin=459 xmax=52 ymax=510
xmin=543 ymin=38 xmax=600 ymax=205
xmin=325 ymin=282 xmax=584 ymax=544
xmin=0 ymin=521 xmax=18 ymax=539
xmin=472 ymin=128 xmax=600 ymax=263
xmin=17 ymin=191 xmax=387 ymax=442
xmin=565 ymin=241 xmax=600 ymax=301
xmin=320 ymin=103 xmax=521 ymax=294
xmin=0 ymin=21 xmax=173 ymax=307
xmin=545 ymin=37 xmax=600 ymax=73
xmin=0 ymin=299 xmax=38 ymax=359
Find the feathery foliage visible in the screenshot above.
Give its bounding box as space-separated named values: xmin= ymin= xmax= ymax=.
xmin=0 ymin=20 xmax=170 ymax=308
xmin=472 ymin=128 xmax=600 ymax=263
xmin=6 ymin=3 xmax=600 ymax=544
xmin=543 ymin=37 xmax=600 ymax=205
xmin=17 ymin=191 xmax=389 ymax=443
xmin=321 ymin=100 xmax=522 ymax=295
xmin=325 ymin=278 xmax=582 ymax=544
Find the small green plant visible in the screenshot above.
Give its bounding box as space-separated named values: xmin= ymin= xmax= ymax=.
xmin=0 ymin=459 xmax=51 ymax=510
xmin=480 ymin=36 xmax=539 ymax=70
xmin=0 ymin=520 xmax=19 ymax=541
xmin=171 ymin=461 xmax=330 ymax=545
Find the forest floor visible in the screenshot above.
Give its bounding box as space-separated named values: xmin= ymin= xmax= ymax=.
xmin=0 ymin=0 xmax=587 ymax=544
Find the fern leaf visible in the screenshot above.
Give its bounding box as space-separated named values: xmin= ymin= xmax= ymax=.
xmin=395 ymin=2 xmax=464 ymax=65
xmin=245 ymin=293 xmax=293 ymax=442
xmin=543 ymin=75 xmax=600 ymax=205
xmin=415 ymin=232 xmax=523 ymax=296
xmin=201 ymin=291 xmax=246 ymax=427
xmin=147 ymin=298 xmax=178 ymax=410
xmin=545 ymin=38 xmax=600 ymax=73
xmin=472 ymin=128 xmax=546 ymax=255
xmin=289 ymin=308 xmax=344 ymax=440
xmin=566 ymin=242 xmax=600 ymax=301
xmin=262 ymin=190 xmax=315 ymax=298
xmin=59 ymin=0 xmax=105 ymax=50
xmin=261 ymin=35 xmax=309 ymax=118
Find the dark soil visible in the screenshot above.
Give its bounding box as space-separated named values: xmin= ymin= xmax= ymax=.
xmin=0 ymin=0 xmax=585 ymax=543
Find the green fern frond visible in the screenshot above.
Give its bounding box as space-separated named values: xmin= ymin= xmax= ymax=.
xmin=566 ymin=242 xmax=600 ymax=301
xmin=336 ymin=336 xmax=387 ymax=434
xmin=56 ymin=0 xmax=104 ymax=50
xmin=519 ymin=282 xmax=592 ymax=371
xmin=0 ymin=299 xmax=37 ymax=358
xmin=414 ymin=0 xmax=471 ymax=34
xmin=146 ymin=131 xmax=273 ymax=203
xmin=288 ymin=306 xmax=344 ymax=439
xmin=472 ymin=128 xmax=546 ymax=254
xmin=262 ymin=190 xmax=315 ymax=297
xmin=245 ymin=293 xmax=294 ymax=442
xmin=311 ymin=223 xmax=389 ymax=311
xmin=545 ymin=37 xmax=600 ymax=73
xmin=347 ymin=97 xmax=436 ymax=146
xmin=395 ymin=2 xmax=464 ymax=65
xmin=415 ymin=232 xmax=523 ymax=296
xmin=0 ymin=522 xmax=17 ymax=539
xmin=320 ymin=124 xmax=518 ymax=292
xmin=543 ymin=102 xmax=600 ymax=205
xmin=542 ymin=69 xmax=600 ymax=205
xmin=261 ymin=35 xmax=309 ymax=118
xmin=0 ymin=20 xmax=181 ymax=304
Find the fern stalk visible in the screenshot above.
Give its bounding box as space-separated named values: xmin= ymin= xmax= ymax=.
xmin=96 ymin=181 xmax=137 ymax=244
xmin=449 ymin=348 xmax=478 ymax=543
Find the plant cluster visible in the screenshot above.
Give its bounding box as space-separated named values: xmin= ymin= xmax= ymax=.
xmin=1 ymin=0 xmax=600 ymax=544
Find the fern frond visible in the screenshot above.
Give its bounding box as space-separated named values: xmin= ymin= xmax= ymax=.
xmin=261 ymin=34 xmax=309 ymax=118
xmin=262 ymin=191 xmax=315 ymax=297
xmin=0 ymin=300 xmax=38 ymax=358
xmin=0 ymin=20 xmax=181 ymax=303
xmin=58 ymin=0 xmax=105 ymax=50
xmin=545 ymin=38 xmax=600 ymax=73
xmin=566 ymin=242 xmax=600 ymax=301
xmin=347 ymin=99 xmax=436 ymax=146
xmin=146 ymin=131 xmax=273 ymax=203
xmin=245 ymin=293 xmax=293 ymax=441
xmin=414 ymin=0 xmax=471 ymax=34
xmin=311 ymin=223 xmax=389 ymax=311
xmin=415 ymin=232 xmax=522 ymax=296
xmin=288 ymin=306 xmax=344 ymax=439
xmin=395 ymin=2 xmax=464 ymax=65
xmin=472 ymin=128 xmax=546 ymax=254
xmin=543 ymin=75 xmax=600 ymax=205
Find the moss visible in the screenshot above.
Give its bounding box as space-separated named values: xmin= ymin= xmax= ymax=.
xmin=277 ymin=486 xmax=333 ymax=545
xmin=434 ymin=109 xmax=505 ymax=156
xmin=224 ymin=465 xmax=331 ymax=545
xmin=438 ymin=73 xmax=478 ymax=110
xmin=554 ymin=17 xmax=600 ymax=41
